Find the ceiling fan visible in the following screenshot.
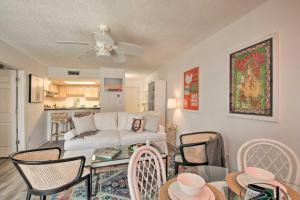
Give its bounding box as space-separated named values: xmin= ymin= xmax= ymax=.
xmin=56 ymin=24 xmax=144 ymax=63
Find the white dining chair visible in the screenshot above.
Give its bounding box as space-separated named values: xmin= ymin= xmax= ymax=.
xmin=128 ymin=145 xmax=167 ymax=200
xmin=237 ymin=138 xmax=300 ymax=184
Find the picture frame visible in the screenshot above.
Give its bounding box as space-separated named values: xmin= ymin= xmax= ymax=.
xmin=228 ymin=33 xmax=279 ymax=122
xmin=104 ymin=78 xmax=123 ymax=92
xmin=29 ymin=74 xmax=44 ymax=103
xmin=184 ymin=67 xmax=199 ymax=110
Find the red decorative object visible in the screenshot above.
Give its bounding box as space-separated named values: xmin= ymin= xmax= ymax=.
xmin=184 ymin=67 xmax=199 ymax=110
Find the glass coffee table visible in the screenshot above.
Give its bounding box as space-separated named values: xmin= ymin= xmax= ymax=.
xmin=91 ymin=145 xmax=167 ymax=169
xmin=90 ymin=144 xmax=168 ymax=196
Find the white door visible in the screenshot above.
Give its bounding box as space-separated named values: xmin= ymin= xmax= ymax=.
xmin=125 ymin=87 xmax=140 ymax=112
xmin=0 ymin=70 xmax=16 ymax=157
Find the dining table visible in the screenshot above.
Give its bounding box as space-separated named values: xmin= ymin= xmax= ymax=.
xmin=159 ymin=165 xmax=300 ymax=200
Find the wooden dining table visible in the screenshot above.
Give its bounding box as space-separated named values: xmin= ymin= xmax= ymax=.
xmin=160 ymin=177 xmax=226 ymax=200
xmin=159 ymin=165 xmax=300 ymax=200
xmin=160 ymin=165 xmax=228 ymax=200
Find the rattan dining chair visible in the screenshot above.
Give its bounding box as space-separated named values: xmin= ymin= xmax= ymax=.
xmin=174 ymin=131 xmax=219 ymax=174
xmin=128 ymin=145 xmax=167 ymax=200
xmin=237 ymin=138 xmax=300 ymax=185
xmin=10 ymin=147 xmax=92 ymax=200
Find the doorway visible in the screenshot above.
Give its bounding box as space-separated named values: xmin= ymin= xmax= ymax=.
xmin=0 ymin=64 xmax=25 ymax=157
xmin=125 ymin=87 xmax=140 ymax=112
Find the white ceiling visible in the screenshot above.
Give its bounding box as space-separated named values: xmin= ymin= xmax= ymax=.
xmin=0 ymin=0 xmax=266 ymax=77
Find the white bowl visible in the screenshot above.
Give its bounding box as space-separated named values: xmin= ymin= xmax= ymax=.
xmin=177 ymin=173 xmax=205 ymax=196
xmin=244 ymin=167 xmax=275 ymax=181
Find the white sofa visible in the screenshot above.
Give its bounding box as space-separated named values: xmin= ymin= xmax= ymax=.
xmin=64 ymin=112 xmax=167 ymax=154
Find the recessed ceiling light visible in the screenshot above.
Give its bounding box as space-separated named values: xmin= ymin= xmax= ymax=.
xmin=64 ymin=81 xmax=96 ymax=85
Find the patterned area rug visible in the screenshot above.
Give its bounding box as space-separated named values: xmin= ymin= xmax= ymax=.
xmin=50 ymin=168 xmax=131 ymax=200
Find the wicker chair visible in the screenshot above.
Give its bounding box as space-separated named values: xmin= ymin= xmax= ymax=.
xmin=237 ymin=138 xmax=300 ymax=185
xmin=128 ymin=145 xmax=166 ymax=200
xmin=174 ymin=131 xmax=219 ymax=174
xmin=10 ymin=147 xmax=91 ymax=200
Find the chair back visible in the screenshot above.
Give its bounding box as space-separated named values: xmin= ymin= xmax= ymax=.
xmin=128 ymin=145 xmax=166 ymax=200
xmin=10 ymin=148 xmax=85 ymax=191
xmin=180 ymin=131 xmax=218 ymax=164
xmin=51 ymin=112 xmax=69 ymax=123
xmin=237 ymin=138 xmax=300 ymax=184
xmin=74 ymin=111 xmax=92 ymax=118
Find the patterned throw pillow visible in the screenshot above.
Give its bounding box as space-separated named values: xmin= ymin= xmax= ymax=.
xmin=131 ymin=118 xmax=145 ymax=133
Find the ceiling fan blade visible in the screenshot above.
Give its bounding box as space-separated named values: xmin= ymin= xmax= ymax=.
xmin=78 ymin=48 xmax=95 ymax=59
xmin=115 ymin=42 xmax=144 ymax=56
xmin=56 ymin=41 xmax=91 ymax=45
xmin=112 ymin=53 xmax=127 ymax=63
xmin=93 ymin=32 xmax=114 ymax=44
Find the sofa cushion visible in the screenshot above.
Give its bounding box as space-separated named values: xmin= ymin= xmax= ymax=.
xmin=131 ymin=119 xmax=145 ymax=132
xmin=94 ymin=112 xmax=118 ymax=131
xmin=119 ymin=130 xmax=166 ymax=146
xmin=126 ymin=112 xmax=144 ymax=130
xmin=144 ymin=113 xmax=160 ymax=133
xmin=117 ymin=112 xmax=128 ymax=130
xmin=72 ymin=114 xmax=96 ymax=134
xmin=64 ymin=130 xmax=77 ymax=141
xmin=64 ymin=130 xmax=120 ymax=151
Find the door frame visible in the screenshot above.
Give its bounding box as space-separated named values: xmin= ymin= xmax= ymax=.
xmin=0 ymin=62 xmax=26 ymax=154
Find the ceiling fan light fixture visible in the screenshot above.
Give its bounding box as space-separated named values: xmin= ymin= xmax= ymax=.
xmin=96 ymin=50 xmax=110 ymax=56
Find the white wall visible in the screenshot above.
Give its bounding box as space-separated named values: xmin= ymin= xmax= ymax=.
xmin=125 ymin=78 xmax=144 ymax=111
xmin=0 ymin=39 xmax=48 ymax=149
xmin=99 ymin=67 xmax=125 ymax=112
xmin=147 ymin=0 xmax=300 ymax=170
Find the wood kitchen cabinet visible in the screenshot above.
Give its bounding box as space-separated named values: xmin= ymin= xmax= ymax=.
xmin=85 ymin=86 xmax=99 ymax=98
xmin=58 ymin=86 xmax=67 ymax=98
xmin=46 ymin=84 xmax=99 ymax=98
xmin=66 ymin=86 xmax=84 ymax=96
xmin=48 ymin=83 xmax=59 ymax=94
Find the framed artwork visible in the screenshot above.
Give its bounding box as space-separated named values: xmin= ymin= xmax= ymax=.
xmin=229 ymin=36 xmax=278 ymax=120
xmin=184 ymin=67 xmax=199 ymax=110
xmin=29 ymin=74 xmax=44 ymax=103
xmin=104 ymin=78 xmax=123 ymax=92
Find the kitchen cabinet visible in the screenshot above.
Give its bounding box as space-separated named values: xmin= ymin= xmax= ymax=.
xmin=85 ymin=87 xmax=99 ymax=98
xmin=48 ymin=83 xmax=59 ymax=94
xmin=58 ymin=86 xmax=67 ymax=98
xmin=66 ymin=86 xmax=84 ymax=96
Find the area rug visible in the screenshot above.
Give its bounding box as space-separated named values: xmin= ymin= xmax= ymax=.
xmin=50 ymin=168 xmax=131 ymax=200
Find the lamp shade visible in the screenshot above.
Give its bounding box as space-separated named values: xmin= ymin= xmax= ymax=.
xmin=167 ymin=98 xmax=177 ymax=109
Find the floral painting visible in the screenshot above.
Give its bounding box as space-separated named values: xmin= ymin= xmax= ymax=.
xmin=184 ymin=67 xmax=199 ymax=110
xmin=230 ymin=38 xmax=273 ymax=116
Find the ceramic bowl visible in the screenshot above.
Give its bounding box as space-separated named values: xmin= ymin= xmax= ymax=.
xmin=177 ymin=173 xmax=205 ymax=196
xmin=245 ymin=167 xmax=275 ymax=181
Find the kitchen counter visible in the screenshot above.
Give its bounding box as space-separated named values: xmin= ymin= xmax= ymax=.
xmin=44 ymin=107 xmax=101 ymax=111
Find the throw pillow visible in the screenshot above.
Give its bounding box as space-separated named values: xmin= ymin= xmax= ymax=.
xmin=94 ymin=112 xmax=118 ymax=130
xmin=126 ymin=113 xmax=144 ymax=130
xmin=144 ymin=114 xmax=160 ymax=133
xmin=131 ymin=118 xmax=145 ymax=133
xmin=72 ymin=114 xmax=96 ymax=135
